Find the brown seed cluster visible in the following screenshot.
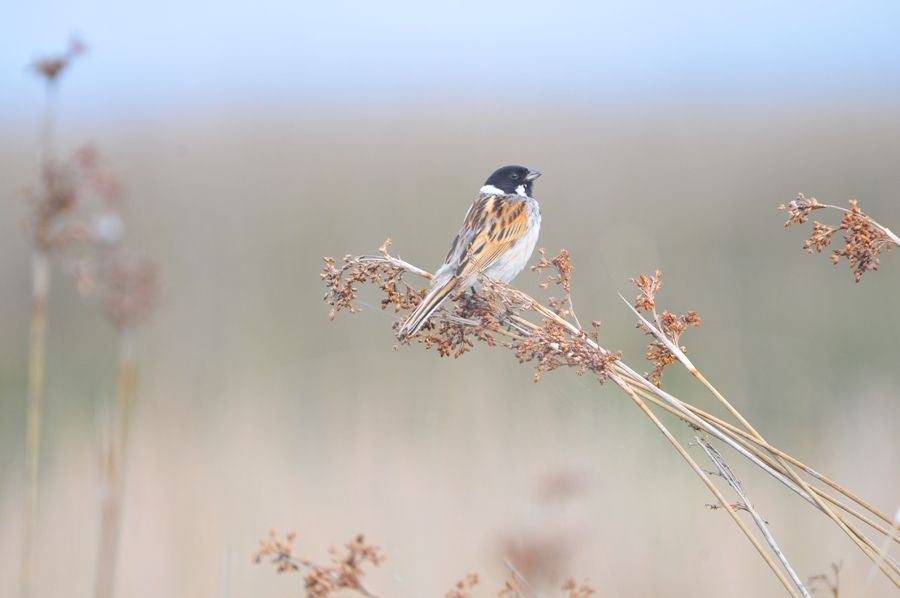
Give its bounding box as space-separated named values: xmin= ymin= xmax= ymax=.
xmin=254 ymin=530 xmax=384 ymax=598
xmin=321 ymin=241 xmax=422 ymax=321
xmin=632 ymin=270 xmax=701 ymax=387
xmin=532 ymin=247 xmax=573 ymax=294
xmin=32 ymin=36 xmax=87 ymax=84
xmin=446 ymin=573 xmax=480 ymax=598
xmin=496 ymin=577 xmax=595 ymax=598
xmin=780 ymin=194 xmax=897 ymax=282
xmin=560 ymin=579 xmax=596 ymax=598
xmin=807 ymin=562 xmax=842 ymax=598
xmin=780 ymin=193 xmax=822 ymax=226
xmin=39 ymin=147 xmax=160 ymax=329
xmin=415 ymin=292 xmax=501 ymax=357
xmin=532 ymin=248 xmax=578 ymax=319
xmin=87 ymin=255 xmax=160 ymax=330
xmin=323 ymin=246 xmax=619 ymax=383
xmin=25 ymin=146 xmax=117 ymax=251
xmin=514 ymin=321 xmax=618 ymax=383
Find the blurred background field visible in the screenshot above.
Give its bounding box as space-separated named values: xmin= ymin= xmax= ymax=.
xmin=2 ymin=2 xmax=900 ymax=597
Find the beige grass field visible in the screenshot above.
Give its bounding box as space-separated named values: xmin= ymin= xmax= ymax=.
xmin=1 ymin=100 xmax=899 ymax=597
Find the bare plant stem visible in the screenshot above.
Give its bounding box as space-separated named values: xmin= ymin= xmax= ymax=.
xmin=94 ymin=327 xmax=138 ymax=598
xmin=501 ymin=558 xmax=541 ymax=598
xmin=625 ymin=380 xmax=899 ymax=542
xmin=863 ymin=508 xmax=900 ymax=597
xmin=621 ymin=296 xmax=900 ymax=585
xmin=19 ymin=74 xmax=61 ymax=598
xmin=614 ymin=375 xmax=803 ymax=596
xmin=20 ymin=251 xmax=50 ymax=598
xmin=697 ymin=436 xmax=811 ymax=598
xmin=41 ymin=82 xmax=58 ymax=165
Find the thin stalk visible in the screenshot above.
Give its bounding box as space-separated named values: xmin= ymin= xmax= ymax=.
xmin=625 ymin=380 xmax=899 ymax=542
xmin=863 ymin=508 xmax=900 ymax=597
xmin=94 ymin=327 xmax=138 ymax=598
xmin=41 ymin=81 xmax=58 ymax=165
xmin=611 ymin=375 xmax=801 ymax=597
xmin=621 ymin=296 xmax=900 ymax=584
xmin=697 ymin=437 xmax=811 ymax=598
xmin=20 ymin=251 xmax=50 ymax=598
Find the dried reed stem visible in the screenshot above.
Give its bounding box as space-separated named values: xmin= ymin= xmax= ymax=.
xmin=611 ymin=374 xmax=802 ymax=596
xmin=863 ymin=508 xmax=900 ymax=597
xmin=348 ymin=257 xmax=805 ymax=593
xmin=20 ymin=251 xmax=50 ymax=598
xmin=501 ymin=558 xmax=540 ymax=598
xmin=625 ymin=380 xmax=899 ymax=542
xmin=327 ymin=249 xmax=900 ymax=592
xmin=697 ymin=437 xmax=811 ymax=597
xmin=94 ymin=328 xmax=138 ymax=598
xmin=622 ymin=297 xmax=900 ymax=584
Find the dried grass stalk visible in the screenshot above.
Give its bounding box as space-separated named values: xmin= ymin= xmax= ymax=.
xmin=322 ymin=241 xmax=899 ymax=593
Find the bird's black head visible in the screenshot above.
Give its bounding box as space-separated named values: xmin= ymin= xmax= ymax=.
xmin=482 ymin=165 xmax=542 ymax=197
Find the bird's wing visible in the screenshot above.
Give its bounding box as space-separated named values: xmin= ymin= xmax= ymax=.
xmin=448 ymin=194 xmax=531 ymax=280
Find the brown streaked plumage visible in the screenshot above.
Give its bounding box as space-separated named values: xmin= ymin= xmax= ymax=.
xmin=398 ymin=165 xmax=542 ymax=338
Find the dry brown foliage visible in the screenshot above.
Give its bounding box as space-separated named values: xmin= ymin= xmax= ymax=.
xmin=808 ymin=562 xmax=842 ymax=597
xmin=631 ymin=270 xmax=701 ymax=387
xmin=446 ymin=573 xmax=481 ymax=598
xmin=24 ymin=146 xmax=118 ymax=252
xmin=31 ymin=36 xmax=87 ymax=84
xmin=322 ymin=243 xmax=620 ymax=380
xmin=255 ymin=529 xmax=597 ymax=598
xmin=254 ymin=531 xmax=384 ymax=598
xmin=780 ymin=194 xmax=898 ymax=282
xmin=321 ymin=240 xmax=900 ymax=596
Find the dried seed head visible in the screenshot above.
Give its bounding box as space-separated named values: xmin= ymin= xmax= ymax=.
xmin=782 ymin=195 xmax=896 ymax=282
xmin=32 ymin=36 xmax=87 ymax=84
xmin=631 ymin=271 xmax=701 ymax=387
xmin=323 ymin=244 xmax=621 ymax=384
xmin=253 ymin=530 xmax=383 ymax=598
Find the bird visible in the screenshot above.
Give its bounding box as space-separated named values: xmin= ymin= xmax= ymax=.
xmin=398 ymin=164 xmax=542 ymax=338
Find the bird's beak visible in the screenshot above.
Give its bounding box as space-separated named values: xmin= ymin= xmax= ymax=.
xmin=525 ymin=169 xmax=542 ymax=182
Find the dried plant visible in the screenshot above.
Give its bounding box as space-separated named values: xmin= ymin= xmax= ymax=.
xmin=71 ymin=160 xmax=160 ymax=598
xmin=19 ymin=40 xmax=158 ymax=598
xmin=255 ymin=530 xmax=597 ymax=598
xmin=322 ymin=241 xmax=900 ymax=596
xmin=631 ymin=270 xmax=700 ymax=386
xmin=31 ymin=36 xmax=86 ymax=162
xmin=19 ymin=37 xmax=87 ymax=598
xmin=254 ymin=530 xmax=384 ymax=598
xmin=780 ymin=194 xmax=899 ymax=282
xmin=808 ymin=562 xmax=841 ymax=597
xmin=446 ymin=573 xmax=481 ymax=598
xmin=32 ymin=36 xmax=87 ymax=86
xmin=495 ymin=569 xmax=595 ymax=598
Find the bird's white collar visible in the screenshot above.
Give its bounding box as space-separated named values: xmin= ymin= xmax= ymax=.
xmin=479 ymin=184 xmax=530 ymax=198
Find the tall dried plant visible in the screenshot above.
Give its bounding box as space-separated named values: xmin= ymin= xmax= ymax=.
xmin=321 ymin=239 xmax=899 ymax=596
xmin=64 ymin=152 xmax=160 ymax=598
xmin=20 ymin=38 xmax=159 ymax=598
xmin=780 ymin=194 xmax=898 ymax=281
xmin=19 ymin=36 xmax=85 ymax=598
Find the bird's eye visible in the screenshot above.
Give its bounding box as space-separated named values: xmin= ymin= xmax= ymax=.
xmin=510 ymin=173 xmax=520 ymax=180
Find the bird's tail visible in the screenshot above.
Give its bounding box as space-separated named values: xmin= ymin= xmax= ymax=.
xmin=398 ymin=276 xmax=460 ymax=338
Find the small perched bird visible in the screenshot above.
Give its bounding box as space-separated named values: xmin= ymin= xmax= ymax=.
xmin=398 ymin=165 xmax=542 ymax=337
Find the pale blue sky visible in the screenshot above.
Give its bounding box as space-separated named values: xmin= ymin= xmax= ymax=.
xmin=4 ymin=0 xmax=900 ymax=125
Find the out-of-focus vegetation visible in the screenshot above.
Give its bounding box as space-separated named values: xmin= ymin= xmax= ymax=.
xmin=1 ymin=100 xmax=899 ymax=597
